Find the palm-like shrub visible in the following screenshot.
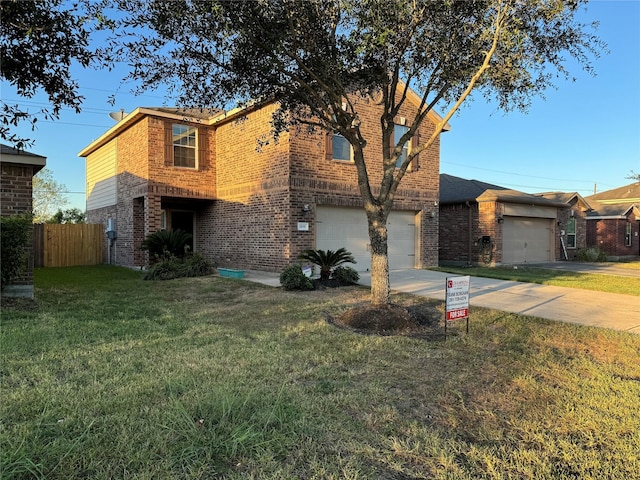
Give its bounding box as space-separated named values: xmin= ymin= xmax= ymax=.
xmin=141 ymin=229 xmax=192 ymax=260
xmin=298 ymin=248 xmax=356 ymax=280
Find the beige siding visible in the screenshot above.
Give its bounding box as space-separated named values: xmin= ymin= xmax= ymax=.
xmin=86 ymin=139 xmax=117 ymax=210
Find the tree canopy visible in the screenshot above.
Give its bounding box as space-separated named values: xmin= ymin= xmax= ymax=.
xmin=113 ymin=0 xmax=603 ymax=306
xmin=0 ymin=0 xmax=107 ymax=148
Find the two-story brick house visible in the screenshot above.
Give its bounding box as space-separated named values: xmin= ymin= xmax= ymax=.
xmin=79 ymin=95 xmax=445 ymax=272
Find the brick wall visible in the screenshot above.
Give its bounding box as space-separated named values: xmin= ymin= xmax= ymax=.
xmin=588 ymin=214 xmax=639 ymax=258
xmin=439 ymin=201 xmax=503 ymax=266
xmin=439 ymin=203 xmax=476 ymax=264
xmin=288 ymin=94 xmax=441 ymax=268
xmin=1 ymin=163 xmax=36 ymax=216
xmin=203 ymin=104 xmax=294 ymax=271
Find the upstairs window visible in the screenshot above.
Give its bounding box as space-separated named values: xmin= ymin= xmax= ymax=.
xmin=331 ymin=132 xmax=353 ymax=162
xmin=393 ymin=124 xmax=410 ymax=168
xmin=172 ymin=124 xmax=197 ymax=168
xmin=566 ymin=217 xmax=576 ymax=248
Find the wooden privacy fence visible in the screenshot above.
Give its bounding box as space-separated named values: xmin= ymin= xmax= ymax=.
xmin=34 ymin=224 xmax=103 ymax=267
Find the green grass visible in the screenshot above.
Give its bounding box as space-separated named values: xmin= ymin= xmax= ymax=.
xmin=1 ymin=266 xmax=639 ymax=479
xmin=434 ymin=265 xmax=640 ymax=296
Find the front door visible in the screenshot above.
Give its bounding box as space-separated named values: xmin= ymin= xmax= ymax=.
xmin=171 ymin=211 xmax=195 ymax=252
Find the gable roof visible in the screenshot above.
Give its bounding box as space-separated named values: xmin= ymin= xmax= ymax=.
xmin=535 ymin=191 xmax=592 ymax=211
xmin=585 ymin=182 xmax=640 ymax=218
xmin=439 ymin=174 xmax=566 ymax=207
xmin=439 ymin=174 xmax=506 ymax=204
xmin=79 ymin=83 xmax=449 ymax=158
xmin=0 ymin=143 xmax=47 ymax=172
xmin=586 ymin=182 xmax=640 ymax=203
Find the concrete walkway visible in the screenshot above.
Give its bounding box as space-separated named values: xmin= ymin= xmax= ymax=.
xmin=241 ymin=268 xmax=640 ymax=335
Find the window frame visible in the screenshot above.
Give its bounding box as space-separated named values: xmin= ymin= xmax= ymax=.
xmin=393 ymin=124 xmax=410 ymax=169
xmin=172 ymin=123 xmax=198 ymax=169
xmin=625 ymin=222 xmax=632 ymax=247
xmin=566 ymin=217 xmax=576 ymax=249
xmin=330 ymin=131 xmax=354 ymax=163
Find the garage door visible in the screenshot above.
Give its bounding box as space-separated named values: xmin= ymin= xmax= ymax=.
xmin=502 ymin=217 xmax=553 ymax=263
xmin=316 ymin=207 xmax=416 ymax=271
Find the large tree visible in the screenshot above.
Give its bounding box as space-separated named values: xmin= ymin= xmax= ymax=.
xmin=114 ymin=0 xmax=601 ymax=307
xmin=0 ymin=0 xmax=107 ymax=148
xmin=32 ymin=167 xmax=69 ymax=223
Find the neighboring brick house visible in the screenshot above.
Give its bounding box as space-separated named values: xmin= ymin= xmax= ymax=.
xmin=0 ymin=143 xmax=46 ymax=298
xmin=79 ymin=95 xmax=445 ymax=272
xmin=439 ymin=174 xmax=568 ymax=265
xmin=535 ymin=191 xmax=591 ymax=260
xmin=585 ymin=182 xmax=640 ymax=259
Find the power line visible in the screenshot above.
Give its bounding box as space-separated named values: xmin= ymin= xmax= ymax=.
xmin=442 ymin=160 xmax=597 ymax=184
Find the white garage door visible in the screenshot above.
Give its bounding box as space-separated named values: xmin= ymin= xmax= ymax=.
xmin=502 ymin=217 xmax=553 ymax=263
xmin=316 ymin=207 xmax=416 ymax=272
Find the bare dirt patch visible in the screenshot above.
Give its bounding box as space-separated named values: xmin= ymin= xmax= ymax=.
xmin=333 ymin=302 xmax=444 ymax=337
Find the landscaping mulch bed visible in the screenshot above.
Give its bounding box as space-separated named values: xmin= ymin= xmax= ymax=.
xmin=332 ymin=302 xmax=447 ymax=337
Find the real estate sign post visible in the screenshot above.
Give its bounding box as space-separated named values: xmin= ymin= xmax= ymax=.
xmin=445 ymin=276 xmax=470 ymax=336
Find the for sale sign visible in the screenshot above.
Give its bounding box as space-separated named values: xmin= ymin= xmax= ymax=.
xmin=445 ymin=276 xmax=470 ymax=321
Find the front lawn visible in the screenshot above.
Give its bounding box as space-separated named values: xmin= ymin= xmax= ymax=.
xmin=434 ymin=265 xmax=640 ymax=296
xmin=2 ymin=266 xmax=639 ymax=479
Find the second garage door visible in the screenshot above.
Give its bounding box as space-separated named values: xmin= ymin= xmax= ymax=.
xmin=316 ymin=206 xmax=417 ymax=272
xmin=502 ymin=217 xmax=553 ymax=263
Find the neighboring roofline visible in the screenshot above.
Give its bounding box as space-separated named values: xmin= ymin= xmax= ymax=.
xmin=594 ymin=198 xmax=640 ymax=205
xmin=477 ymin=190 xmax=567 ymax=208
xmin=1 ymin=143 xmax=47 ymax=172
xmin=535 ymin=191 xmax=593 ymax=211
xmin=587 ymin=215 xmax=632 ymax=220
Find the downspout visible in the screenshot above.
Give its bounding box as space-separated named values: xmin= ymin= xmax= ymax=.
xmin=466 ymin=201 xmax=472 ymax=265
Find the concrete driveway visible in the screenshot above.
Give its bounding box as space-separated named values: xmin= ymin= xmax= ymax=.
xmin=357 ymin=269 xmax=640 ymax=335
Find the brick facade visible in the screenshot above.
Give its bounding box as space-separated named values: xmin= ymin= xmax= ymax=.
xmin=439 ymin=201 xmax=506 ymax=266
xmin=555 ymin=200 xmax=588 ymax=260
xmin=587 ymin=214 xmax=639 ymax=258
xmin=83 ymin=98 xmax=442 ymax=272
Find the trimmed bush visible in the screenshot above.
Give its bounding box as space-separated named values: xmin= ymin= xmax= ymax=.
xmin=331 ymin=266 xmax=360 ymax=285
xmin=1 ymin=214 xmax=32 ymax=289
xmin=279 ymin=265 xmax=314 ymax=290
xmin=577 ymin=247 xmax=608 ymax=262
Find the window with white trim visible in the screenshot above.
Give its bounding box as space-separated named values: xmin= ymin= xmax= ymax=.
xmin=172 ymin=124 xmax=197 ymax=168
xmin=566 ymin=217 xmax=576 ymax=248
xmin=625 ymin=222 xmax=632 ymax=247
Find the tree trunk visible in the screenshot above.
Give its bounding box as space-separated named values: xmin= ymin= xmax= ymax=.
xmin=367 ymin=208 xmax=390 ymax=307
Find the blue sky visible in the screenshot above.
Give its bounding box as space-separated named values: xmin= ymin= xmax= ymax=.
xmin=2 ymin=0 xmax=639 ymax=211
